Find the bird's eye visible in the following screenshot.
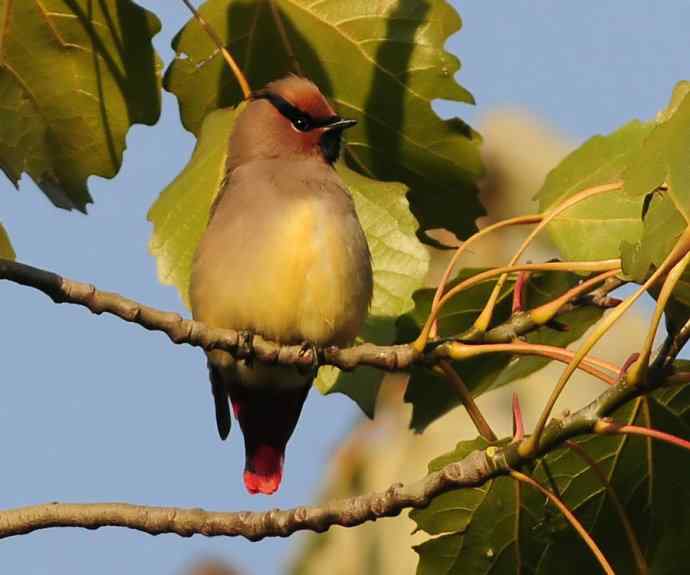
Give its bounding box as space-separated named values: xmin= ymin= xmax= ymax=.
xmin=292 ymin=117 xmax=311 ymax=132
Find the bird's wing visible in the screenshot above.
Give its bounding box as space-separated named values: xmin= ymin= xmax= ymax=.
xmin=208 ymin=362 xmax=231 ymax=440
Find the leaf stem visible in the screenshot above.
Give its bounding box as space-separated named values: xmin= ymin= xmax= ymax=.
xmin=626 ymin=250 xmax=690 ymax=386
xmin=528 ymin=269 xmax=621 ymax=327
xmin=595 ymin=421 xmax=690 ymax=453
xmin=510 ymin=470 xmax=616 ymax=575
xmin=522 ymin=229 xmax=690 ymax=457
xmin=427 ymin=214 xmax=543 ymax=339
xmin=565 ymin=440 xmax=648 ymax=575
xmin=180 ymin=0 xmax=252 ymax=99
xmin=413 ymin=259 xmax=621 ymax=352
xmin=472 ymin=181 xmax=623 ymax=335
xmin=438 ymin=360 xmax=497 ymax=441
xmin=441 ymin=341 xmax=618 ymax=386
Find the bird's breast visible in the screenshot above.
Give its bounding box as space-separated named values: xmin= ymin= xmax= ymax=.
xmin=191 ymin=186 xmax=372 ymax=348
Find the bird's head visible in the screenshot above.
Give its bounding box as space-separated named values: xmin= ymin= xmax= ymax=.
xmin=228 ymin=76 xmax=356 ymax=168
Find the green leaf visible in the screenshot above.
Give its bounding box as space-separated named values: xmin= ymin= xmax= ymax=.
xmin=148 ymin=106 xmax=429 ymax=416
xmin=625 ymin=82 xmax=690 ymax=216
xmin=400 ymin=271 xmax=604 ymax=432
xmin=413 ymin=392 xmax=690 ymax=574
xmin=148 ymin=106 xmax=241 ymax=308
xmin=621 ymin=190 xmax=687 ymax=284
xmin=0 ymin=0 xmax=162 ymax=210
xmin=536 ymin=120 xmax=651 ymax=261
xmin=164 ymin=0 xmax=483 ymax=243
xmin=0 ymin=221 xmax=14 ymax=259
xmin=619 ymin=84 xmax=690 ymax=330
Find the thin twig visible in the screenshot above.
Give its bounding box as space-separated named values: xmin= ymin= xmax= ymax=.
xmin=626 ymin=250 xmax=690 ymax=386
xmin=414 ymin=259 xmax=621 ymax=351
xmin=595 ymin=421 xmax=690 ymax=453
xmin=438 ymin=360 xmax=497 ymax=441
xmin=510 ymin=471 xmax=616 ymax=575
xmin=439 ymin=341 xmax=619 ymax=386
xmin=565 ymin=440 xmax=648 ymax=575
xmin=426 ymin=214 xmax=542 ymax=340
xmin=522 ymin=229 xmax=690 ymax=457
xmin=480 ymin=275 xmax=625 ymax=344
xmin=180 ymin=0 xmax=251 ymax=98
xmin=471 ymin=181 xmax=624 ymax=334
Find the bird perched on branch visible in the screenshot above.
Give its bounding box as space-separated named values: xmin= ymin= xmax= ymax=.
xmin=190 ymin=76 xmax=373 ymax=495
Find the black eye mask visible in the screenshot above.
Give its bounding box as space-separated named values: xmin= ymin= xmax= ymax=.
xmin=252 ymin=91 xmax=354 ymax=133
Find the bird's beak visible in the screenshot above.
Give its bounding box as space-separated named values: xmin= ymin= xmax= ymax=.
xmin=326 ymin=118 xmax=357 ymax=131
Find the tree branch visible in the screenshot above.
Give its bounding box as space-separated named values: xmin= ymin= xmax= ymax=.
xmin=0 ymin=358 xmax=686 ymax=541
xmin=0 ymin=449 xmax=494 ymax=541
xmin=1 ymin=259 xmax=618 ymax=374
xmin=0 ymin=259 xmax=418 ymax=372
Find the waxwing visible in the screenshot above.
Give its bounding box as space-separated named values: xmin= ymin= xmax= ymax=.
xmin=190 ymin=76 xmax=373 ymax=495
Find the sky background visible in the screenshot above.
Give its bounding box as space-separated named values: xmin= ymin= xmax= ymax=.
xmin=1 ymin=1 xmax=690 ymax=574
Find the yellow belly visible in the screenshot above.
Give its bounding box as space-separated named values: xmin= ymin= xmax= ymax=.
xmin=192 ymin=196 xmax=370 ymax=347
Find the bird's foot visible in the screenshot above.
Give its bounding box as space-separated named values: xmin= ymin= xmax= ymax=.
xmin=297 ymin=341 xmax=319 ymax=376
xmin=238 ymin=330 xmax=255 ymax=367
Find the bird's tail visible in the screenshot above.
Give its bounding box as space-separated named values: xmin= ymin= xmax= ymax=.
xmin=228 ymin=382 xmax=311 ymax=495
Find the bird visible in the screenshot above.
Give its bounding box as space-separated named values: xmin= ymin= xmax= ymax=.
xmin=189 ymin=76 xmax=373 ymax=495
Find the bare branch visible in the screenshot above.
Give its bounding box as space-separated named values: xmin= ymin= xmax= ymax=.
xmin=0 ymin=450 xmax=494 ymax=542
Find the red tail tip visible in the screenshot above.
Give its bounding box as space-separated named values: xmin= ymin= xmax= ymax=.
xmin=244 ymin=445 xmax=284 ymax=495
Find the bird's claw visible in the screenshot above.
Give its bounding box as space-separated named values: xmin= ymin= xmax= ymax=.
xmin=297 ymin=341 xmax=319 ymax=376
xmin=238 ymin=330 xmax=255 ymax=366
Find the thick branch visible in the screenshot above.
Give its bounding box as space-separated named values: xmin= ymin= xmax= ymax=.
xmin=0 ymin=360 xmax=686 ymax=541
xmin=0 ymin=450 xmax=494 ymax=541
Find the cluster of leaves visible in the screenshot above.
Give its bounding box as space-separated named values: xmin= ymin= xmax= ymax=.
xmin=413 ymin=385 xmax=690 ymax=574
xmin=405 ymin=81 xmax=690 ymax=573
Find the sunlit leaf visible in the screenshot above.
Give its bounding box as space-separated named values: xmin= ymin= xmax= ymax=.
xmin=0 ymin=0 xmax=162 ymax=210
xmin=618 ymin=84 xmax=690 ymax=329
xmin=536 ymin=120 xmax=651 ymax=261
xmin=164 ymin=0 xmax=483 ymax=243
xmin=625 ymin=82 xmax=690 ymax=214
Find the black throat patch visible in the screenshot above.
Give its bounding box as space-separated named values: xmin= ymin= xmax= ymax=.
xmin=319 ymin=129 xmax=343 ymax=164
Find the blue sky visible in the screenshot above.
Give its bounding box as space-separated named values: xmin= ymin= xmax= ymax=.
xmin=1 ymin=2 xmax=689 ymax=574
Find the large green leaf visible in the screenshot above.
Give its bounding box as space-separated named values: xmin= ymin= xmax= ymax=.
xmin=0 ymin=221 xmax=14 ymax=259
xmin=0 ymin=0 xmax=162 ymax=210
xmin=400 ymin=271 xmax=604 ymax=432
xmin=148 ymin=106 xmax=429 ymax=416
xmin=625 ymin=82 xmax=690 ymax=213
xmin=536 ymin=120 xmax=651 ymax=261
xmin=163 ymin=0 xmax=483 ymax=243
xmin=413 ymin=391 xmax=690 ymax=574
xmin=619 ymin=84 xmax=690 ymax=330
xmin=148 ymin=106 xmax=240 ymax=307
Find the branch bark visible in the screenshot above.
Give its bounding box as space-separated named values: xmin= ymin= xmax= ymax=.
xmin=0 ymin=259 xmax=417 ymax=372
xmin=0 ymin=259 xmax=619 ymax=372
xmin=0 ymin=450 xmax=493 ymax=541
xmin=0 ymin=361 xmax=685 ymax=541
